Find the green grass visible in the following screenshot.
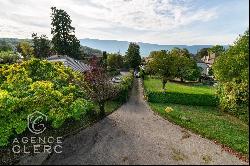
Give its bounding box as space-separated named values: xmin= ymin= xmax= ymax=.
xmin=149 ymin=102 xmax=249 ymax=156
xmin=144 ymin=78 xmax=215 ymax=95
xmin=144 ymin=78 xmax=218 ymax=106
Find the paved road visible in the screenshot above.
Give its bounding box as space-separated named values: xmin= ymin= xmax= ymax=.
xmin=44 ymin=78 xmax=247 ymax=165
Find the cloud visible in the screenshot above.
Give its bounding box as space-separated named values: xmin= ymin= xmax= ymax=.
xmin=0 ymin=0 xmax=248 ymax=44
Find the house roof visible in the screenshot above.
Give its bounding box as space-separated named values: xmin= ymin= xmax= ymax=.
xmin=47 ymin=55 xmax=91 ymax=73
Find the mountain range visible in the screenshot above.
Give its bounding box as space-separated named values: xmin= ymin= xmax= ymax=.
xmin=80 ymin=38 xmax=221 ymax=57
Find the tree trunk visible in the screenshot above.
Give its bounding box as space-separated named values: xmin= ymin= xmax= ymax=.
xmin=180 ymin=77 xmax=184 ymax=82
xmin=99 ymin=102 xmax=105 ymax=117
xmin=162 ymin=78 xmax=167 ymax=90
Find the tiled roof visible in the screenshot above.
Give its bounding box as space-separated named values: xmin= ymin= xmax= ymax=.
xmin=47 ymin=55 xmax=91 ymax=73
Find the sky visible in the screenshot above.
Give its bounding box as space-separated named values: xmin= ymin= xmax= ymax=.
xmin=0 ymin=0 xmax=248 ymax=45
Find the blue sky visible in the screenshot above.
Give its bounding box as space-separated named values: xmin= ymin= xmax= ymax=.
xmin=0 ymin=0 xmax=248 ymax=45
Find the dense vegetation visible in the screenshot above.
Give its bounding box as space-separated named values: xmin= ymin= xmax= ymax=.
xmin=0 ymin=59 xmax=94 ymax=146
xmin=213 ymin=30 xmax=249 ymax=123
xmin=0 ymin=51 xmax=19 ymax=64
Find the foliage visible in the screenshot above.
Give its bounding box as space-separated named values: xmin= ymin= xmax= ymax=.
xmin=144 ymin=78 xmax=217 ymax=106
xmin=150 ymin=103 xmax=249 ymax=155
xmin=170 ymin=48 xmax=200 ymax=82
xmin=107 ymin=53 xmax=123 ymax=70
xmin=82 ymin=57 xmax=118 ymax=117
xmin=195 ymin=48 xmax=209 ymax=60
xmin=51 ymin=7 xmax=81 ymax=59
xmin=100 ymin=51 xmax=108 ymax=69
xmin=0 ymin=51 xmax=19 ymax=64
xmin=0 ymin=40 xmax=13 ymax=51
xmin=125 ymin=42 xmax=141 ymax=69
xmin=16 ymin=41 xmax=34 ymax=60
xmin=208 ymin=45 xmax=225 ymax=57
xmin=146 ymin=50 xmax=177 ymax=89
xmin=213 ymin=30 xmax=249 ymax=123
xmin=113 ymin=72 xmax=134 ymax=103
xmin=0 ymin=59 xmax=94 ymax=146
xmin=79 ymin=46 xmax=102 ymax=60
xmin=32 ymin=33 xmax=52 ymax=59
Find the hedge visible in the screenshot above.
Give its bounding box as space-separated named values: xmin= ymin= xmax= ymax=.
xmin=114 ymin=72 xmax=134 ymax=102
xmin=145 ymin=90 xmax=218 ymax=106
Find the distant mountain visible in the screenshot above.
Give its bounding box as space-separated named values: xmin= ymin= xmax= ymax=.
xmin=80 ymin=38 xmax=225 ymax=57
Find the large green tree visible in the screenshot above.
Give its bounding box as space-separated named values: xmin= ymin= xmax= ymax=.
xmin=148 ymin=50 xmax=177 ymax=90
xmin=125 ymin=42 xmax=141 ymax=69
xmin=213 ymin=30 xmax=249 ymax=122
xmin=170 ymin=48 xmax=200 ymax=82
xmin=32 ymin=33 xmax=51 ymax=59
xmin=51 ymin=7 xmax=81 ymax=59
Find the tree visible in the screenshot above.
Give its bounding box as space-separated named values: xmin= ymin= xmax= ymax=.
xmin=16 ymin=41 xmax=34 ymax=60
xmin=170 ymin=48 xmax=200 ymax=82
xmin=82 ymin=57 xmax=118 ymax=117
xmin=195 ymin=48 xmax=209 ymax=60
xmin=125 ymin=42 xmax=141 ymax=70
xmin=208 ymin=45 xmax=225 ymax=57
xmin=107 ymin=53 xmax=123 ymax=70
xmin=147 ymin=50 xmax=176 ymax=90
xmin=32 ymin=33 xmax=51 ymax=59
xmin=0 ymin=40 xmax=13 ymax=51
xmin=100 ymin=51 xmax=107 ymax=69
xmin=213 ymin=30 xmax=249 ymax=122
xmin=51 ymin=7 xmax=81 ymax=59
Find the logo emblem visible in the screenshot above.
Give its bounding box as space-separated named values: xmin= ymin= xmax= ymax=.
xmin=27 ymin=111 xmax=47 ymax=134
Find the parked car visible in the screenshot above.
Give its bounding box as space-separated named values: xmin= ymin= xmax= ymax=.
xmin=111 ymin=76 xmax=122 ymax=83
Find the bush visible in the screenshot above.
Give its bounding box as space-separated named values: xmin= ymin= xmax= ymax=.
xmin=0 ymin=59 xmax=94 ymax=146
xmin=145 ymin=90 xmax=218 ymax=106
xmin=0 ymin=51 xmax=19 ymax=64
xmin=213 ymin=30 xmax=249 ymax=123
xmin=114 ymin=73 xmax=134 ymax=102
xmin=217 ymin=81 xmax=248 ymax=123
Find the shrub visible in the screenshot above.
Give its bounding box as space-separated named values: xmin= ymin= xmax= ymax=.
xmin=213 ymin=30 xmax=249 ymax=123
xmin=0 ymin=51 xmax=19 ymax=64
xmin=217 ymin=81 xmax=248 ymax=123
xmin=114 ymin=72 xmax=134 ymax=102
xmin=0 ymin=59 xmax=94 ymax=146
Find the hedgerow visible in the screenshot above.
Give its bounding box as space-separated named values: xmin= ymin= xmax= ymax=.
xmin=145 ymin=90 xmax=218 ymax=106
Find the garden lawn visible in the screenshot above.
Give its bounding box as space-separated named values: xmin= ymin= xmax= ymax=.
xmin=144 ymin=78 xmax=217 ymax=106
xmin=144 ymin=78 xmax=215 ymax=95
xmin=149 ymin=103 xmax=249 ymax=156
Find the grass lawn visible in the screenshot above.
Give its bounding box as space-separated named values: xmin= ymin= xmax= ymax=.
xmin=144 ymin=78 xmax=215 ymax=95
xmin=149 ymin=103 xmax=249 ymax=156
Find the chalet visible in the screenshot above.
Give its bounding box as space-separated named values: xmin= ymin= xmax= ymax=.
xmin=47 ymin=55 xmax=91 ymax=73
xmin=197 ymin=52 xmax=216 ymax=76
